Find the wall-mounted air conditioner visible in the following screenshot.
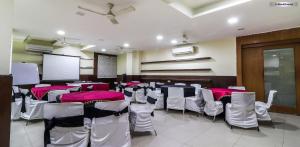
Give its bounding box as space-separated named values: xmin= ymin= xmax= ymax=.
xmin=25 ymin=44 xmax=53 ymax=53
xmin=172 ymin=46 xmax=195 ymax=55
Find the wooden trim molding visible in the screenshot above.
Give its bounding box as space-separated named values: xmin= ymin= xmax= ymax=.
xmin=141 ymin=57 xmax=211 ymax=64
xmin=0 ymin=75 xmax=12 ymax=147
xmin=141 ymin=68 xmax=211 ymax=72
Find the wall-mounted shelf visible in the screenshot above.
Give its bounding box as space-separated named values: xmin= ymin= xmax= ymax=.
xmin=80 ymin=66 xmax=94 ymax=69
xmin=141 ymin=68 xmax=211 ymax=72
xmin=141 ymin=57 xmax=211 ymax=64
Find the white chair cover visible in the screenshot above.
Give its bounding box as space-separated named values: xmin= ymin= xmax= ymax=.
xmin=21 ymin=94 xmax=48 ymax=120
xmin=43 ymin=102 xmax=89 ymax=147
xmin=191 ymin=84 xmax=202 ymax=95
xmin=35 ymin=84 xmax=51 ymax=87
xmin=146 ymin=90 xmax=164 ymax=109
xmin=135 ymin=88 xmax=146 ymax=103
xmin=91 ymin=100 xmax=131 ymax=147
xmin=167 ymin=87 xmax=185 ymax=113
xmin=124 ymin=88 xmax=135 ymax=103
xmin=11 ymin=86 xmax=23 ymax=120
xmin=149 ymin=82 xmax=155 ymax=88
xmin=228 ymin=86 xmax=246 ymax=90
xmin=174 ymin=83 xmax=186 ymax=86
xmin=202 ymin=89 xmax=223 ymax=120
xmin=226 ymin=92 xmax=258 ymax=129
xmin=255 ymin=90 xmax=277 ymax=121
xmin=47 ymin=90 xmax=70 ymax=102
xmin=130 ymin=94 xmax=157 ymax=135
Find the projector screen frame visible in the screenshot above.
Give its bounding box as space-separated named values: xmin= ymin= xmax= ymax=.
xmin=42 ymin=53 xmax=81 ymax=82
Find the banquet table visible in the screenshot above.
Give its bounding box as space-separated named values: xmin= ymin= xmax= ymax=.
xmin=209 ymin=88 xmax=247 ymax=115
xmin=126 ymin=82 xmax=140 ymax=87
xmin=210 ymin=88 xmax=247 ymax=101
xmin=81 ymin=83 xmax=110 ymax=91
xmin=31 ymin=86 xmax=76 ymax=100
xmin=60 ymin=91 xmax=124 ymax=103
xmin=161 ymin=85 xmax=196 ymax=110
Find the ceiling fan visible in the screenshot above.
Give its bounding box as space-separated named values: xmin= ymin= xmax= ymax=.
xmin=78 ymin=3 xmax=136 ymax=24
xmin=53 ymin=37 xmax=82 ymax=47
xmin=175 ymin=33 xmax=198 ymax=47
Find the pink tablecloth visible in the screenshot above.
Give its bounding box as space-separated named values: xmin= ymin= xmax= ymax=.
xmin=31 ymin=86 xmax=75 ymax=100
xmin=210 ymin=88 xmax=246 ymax=101
xmin=81 ymin=83 xmax=110 ymax=91
xmin=126 ymin=82 xmax=140 ymax=87
xmin=60 ymin=91 xmax=124 ymax=103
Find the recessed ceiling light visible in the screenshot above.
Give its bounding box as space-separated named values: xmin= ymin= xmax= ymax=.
xmin=227 ymin=17 xmax=239 ymax=25
xmin=57 ymin=30 xmax=65 ymax=36
xmin=156 ymin=35 xmax=164 ymax=41
xmin=81 ymin=44 xmax=96 ymax=50
xmin=123 ymin=43 xmax=130 ymax=48
xmin=171 ymin=39 xmax=178 ymax=44
xmin=272 ymin=54 xmax=277 ymax=57
xmin=101 ymin=48 xmax=107 ymax=52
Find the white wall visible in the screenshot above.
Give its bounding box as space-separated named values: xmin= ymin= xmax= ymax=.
xmin=141 ymin=37 xmax=236 ymax=76
xmin=0 ymin=0 xmax=13 ymax=75
xmin=117 ymin=37 xmax=236 ymax=76
xmin=117 ymin=53 xmax=127 ymax=75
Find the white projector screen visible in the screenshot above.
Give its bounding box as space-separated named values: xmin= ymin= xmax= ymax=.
xmin=43 ymin=54 xmax=80 ymax=81
xmin=12 ymin=63 xmax=40 ymax=85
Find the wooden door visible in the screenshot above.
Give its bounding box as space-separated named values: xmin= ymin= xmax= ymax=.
xmin=242 ymin=47 xmax=265 ymax=101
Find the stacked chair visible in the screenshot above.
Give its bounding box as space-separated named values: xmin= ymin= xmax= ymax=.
xmin=202 ymin=88 xmax=223 ymax=121
xmin=225 ymin=92 xmax=259 ymax=131
xmin=43 ymin=102 xmax=90 ymax=147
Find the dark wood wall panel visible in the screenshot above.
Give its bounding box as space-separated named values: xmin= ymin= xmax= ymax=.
xmin=237 ymin=27 xmax=300 ymax=115
xmin=117 ymin=75 xmax=236 ymax=88
xmin=242 ymin=48 xmax=265 ymax=100
xmin=0 ymin=75 xmax=12 ymax=147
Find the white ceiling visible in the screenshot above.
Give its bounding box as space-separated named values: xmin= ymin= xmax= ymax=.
xmin=14 ymin=0 xmax=300 ymax=54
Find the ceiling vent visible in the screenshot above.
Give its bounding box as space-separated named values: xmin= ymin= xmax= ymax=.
xmin=172 ymin=46 xmax=195 ymax=55
xmin=25 ymin=44 xmax=53 ymax=53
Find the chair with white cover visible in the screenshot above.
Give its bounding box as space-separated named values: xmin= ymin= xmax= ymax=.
xmin=43 ymin=102 xmax=89 ymax=147
xmin=175 ymin=83 xmax=186 ymax=86
xmin=226 ymin=92 xmax=259 ymax=130
xmin=135 ymin=88 xmax=146 ymax=103
xmin=35 ymin=84 xmax=51 ymax=87
xmin=149 ymin=82 xmax=155 ymax=88
xmin=124 ymin=88 xmax=135 ymax=103
xmin=167 ymin=87 xmax=185 ymax=114
xmin=130 ymin=94 xmax=157 ymax=135
xmin=90 ymin=100 xmax=131 ymax=147
xmin=202 ymin=89 xmax=223 ymax=121
xmin=228 ymin=86 xmax=246 ymax=90
xmin=47 ymin=90 xmax=70 ymax=102
xmin=11 ymin=86 xmax=24 ymax=120
xmin=255 ymin=90 xmax=277 ymax=121
xmin=21 ymin=91 xmax=48 ymax=121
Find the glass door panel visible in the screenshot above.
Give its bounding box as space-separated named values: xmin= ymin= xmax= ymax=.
xmin=264 ymin=48 xmax=296 ymax=107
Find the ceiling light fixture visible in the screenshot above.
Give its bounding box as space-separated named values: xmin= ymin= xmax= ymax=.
xmin=123 ymin=43 xmax=130 ymax=48
xmin=171 ymin=39 xmax=178 ymax=44
xmin=56 ymin=30 xmax=66 ymax=36
xmin=227 ymin=17 xmax=239 ymax=25
xmin=101 ymin=48 xmax=107 ymax=52
xmin=81 ymin=44 xmax=96 ymax=50
xmin=156 ymin=35 xmax=164 ymax=41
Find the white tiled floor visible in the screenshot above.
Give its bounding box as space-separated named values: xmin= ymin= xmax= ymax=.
xmin=10 ymin=110 xmax=300 ymax=147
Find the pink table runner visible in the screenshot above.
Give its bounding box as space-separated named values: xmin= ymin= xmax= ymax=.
xmin=126 ymin=82 xmax=140 ymax=87
xmin=31 ymin=86 xmax=75 ymax=100
xmin=81 ymin=83 xmax=110 ymax=91
xmin=210 ymin=88 xmax=247 ymax=101
xmin=60 ymin=91 xmax=124 ymax=103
